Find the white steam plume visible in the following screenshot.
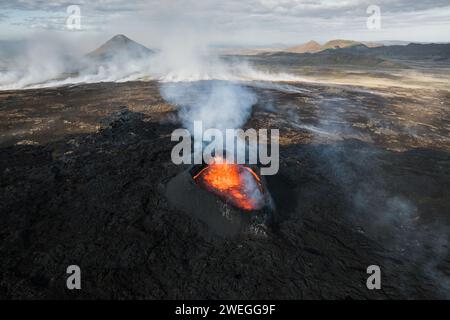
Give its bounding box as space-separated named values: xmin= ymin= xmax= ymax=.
xmin=0 ymin=32 xmax=309 ymax=91
xmin=0 ymin=35 xmax=157 ymax=90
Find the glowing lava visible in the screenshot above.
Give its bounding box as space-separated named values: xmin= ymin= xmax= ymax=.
xmin=193 ymin=158 xmax=265 ymax=211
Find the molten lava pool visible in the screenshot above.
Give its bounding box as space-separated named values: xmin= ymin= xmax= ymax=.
xmin=193 ymin=158 xmax=265 ymax=211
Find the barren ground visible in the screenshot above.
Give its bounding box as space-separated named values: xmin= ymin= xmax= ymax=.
xmin=0 ymin=79 xmax=449 ymax=299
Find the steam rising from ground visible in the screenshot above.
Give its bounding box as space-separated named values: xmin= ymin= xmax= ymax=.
xmin=0 ymin=34 xmax=308 ymax=91
xmin=0 ymin=37 xmax=77 ymax=90
xmin=0 ymin=37 xmax=156 ymax=90
xmin=285 ymin=93 xmax=450 ymax=297
xmin=161 ymin=81 xmax=256 ymax=132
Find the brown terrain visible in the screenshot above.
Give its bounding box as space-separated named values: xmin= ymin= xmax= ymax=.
xmin=229 ymin=39 xmax=382 ymax=56
xmin=285 ymin=40 xmax=322 ymax=53
xmin=0 ymin=72 xmax=449 ymax=298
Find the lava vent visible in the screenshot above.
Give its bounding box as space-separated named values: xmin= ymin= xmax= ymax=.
xmin=165 ymin=158 xmax=273 ymax=237
xmin=193 ymin=157 xmax=265 ymax=211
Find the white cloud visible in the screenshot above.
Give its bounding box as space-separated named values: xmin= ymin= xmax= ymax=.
xmin=0 ymin=0 xmax=449 ymax=44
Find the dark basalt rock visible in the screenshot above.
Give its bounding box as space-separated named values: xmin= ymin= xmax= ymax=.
xmin=0 ymin=81 xmax=449 ymax=299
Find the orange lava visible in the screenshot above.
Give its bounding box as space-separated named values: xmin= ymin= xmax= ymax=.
xmin=193 ymin=158 xmax=264 ymax=211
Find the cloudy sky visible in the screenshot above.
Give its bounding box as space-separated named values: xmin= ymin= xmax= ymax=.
xmin=0 ymin=0 xmax=449 ymax=49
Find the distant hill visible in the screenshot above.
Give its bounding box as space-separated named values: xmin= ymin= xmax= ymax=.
xmin=227 ymin=39 xmax=396 ymax=67
xmin=367 ymin=43 xmax=450 ymax=61
xmin=285 ymin=40 xmax=322 ymax=53
xmin=284 ymin=39 xmax=383 ymax=54
xmin=244 ymin=41 xmax=450 ymax=68
xmin=371 ymin=40 xmax=411 ymax=46
xmin=223 ymin=39 xmax=387 ymax=56
xmin=321 ymin=39 xmax=362 ymax=50
xmin=255 ymin=51 xmax=399 ymax=68
xmin=326 ymin=42 xmax=450 ymax=61
xmin=86 ymin=35 xmax=154 ymax=61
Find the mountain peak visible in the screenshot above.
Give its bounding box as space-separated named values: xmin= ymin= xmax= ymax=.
xmin=87 ymin=34 xmax=153 ymax=60
xmin=305 ymin=40 xmax=320 ymax=45
xmin=323 ymin=39 xmax=361 ymax=50
xmin=286 ymin=40 xmax=322 ymax=53
xmin=109 ymin=34 xmax=131 ymax=42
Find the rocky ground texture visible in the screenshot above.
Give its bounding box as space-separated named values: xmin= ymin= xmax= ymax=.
xmin=0 ymin=81 xmax=449 ymax=299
